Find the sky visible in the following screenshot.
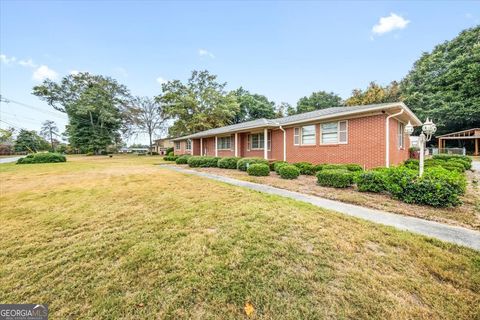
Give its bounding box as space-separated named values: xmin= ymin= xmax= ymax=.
xmin=1 ymin=0 xmax=479 ymax=144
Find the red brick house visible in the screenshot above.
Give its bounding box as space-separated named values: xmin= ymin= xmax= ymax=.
xmin=172 ymin=102 xmax=421 ymax=169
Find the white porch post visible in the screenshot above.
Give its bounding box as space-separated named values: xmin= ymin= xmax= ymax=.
xmin=234 ymin=133 xmax=238 ymax=157
xmin=215 ymin=136 xmax=218 ymax=157
xmin=200 ymin=138 xmax=203 ymax=156
xmin=191 ymin=139 xmax=194 ymax=155
xmin=263 ymin=128 xmax=268 ymax=160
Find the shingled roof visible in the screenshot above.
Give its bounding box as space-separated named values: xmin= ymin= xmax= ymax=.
xmin=172 ymin=102 xmax=420 ymax=140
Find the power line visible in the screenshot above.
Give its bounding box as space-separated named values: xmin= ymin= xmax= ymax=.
xmin=0 ymin=95 xmax=68 ymax=120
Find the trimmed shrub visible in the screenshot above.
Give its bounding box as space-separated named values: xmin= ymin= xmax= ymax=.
xmin=316 ymin=169 xmax=354 ymax=188
xmin=274 ymin=161 xmax=288 ymax=173
xmin=175 ymin=155 xmax=191 ymax=164
xmin=166 ymin=147 xmax=174 ymax=155
xmin=86 ymin=152 xmax=94 ymax=156
xmin=247 ymin=163 xmax=270 ymax=176
xmin=163 ymin=155 xmax=178 ymax=161
xmin=270 ymin=160 xmax=286 ymax=171
xmin=293 ymin=162 xmax=317 ymax=175
xmin=167 ymin=151 xmax=174 ymax=156
xmin=386 ymin=166 xmax=466 ymax=207
xmin=151 ymin=152 xmax=159 ymax=155
xmin=237 ymin=157 xmax=269 ymax=171
xmin=278 ymin=165 xmax=300 ymax=179
xmin=17 ymin=153 xmax=66 ymax=164
xmin=218 ymin=157 xmax=240 ymax=169
xmin=313 ymin=164 xmax=326 ymax=172
xmin=321 ymin=163 xmax=363 ymax=172
xmin=187 ymin=156 xmax=220 ymax=168
xmin=355 ymin=170 xmax=388 ymax=193
xmin=433 ymin=154 xmax=472 ymax=165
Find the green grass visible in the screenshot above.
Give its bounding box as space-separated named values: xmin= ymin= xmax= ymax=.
xmin=0 ymin=155 xmax=479 ymax=319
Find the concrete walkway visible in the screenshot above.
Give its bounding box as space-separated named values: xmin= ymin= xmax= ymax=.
xmin=0 ymin=156 xmax=21 ymax=164
xmin=160 ymin=165 xmax=480 ymax=251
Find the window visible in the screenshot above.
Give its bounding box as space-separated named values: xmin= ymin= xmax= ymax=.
xmin=248 ymin=132 xmax=271 ymax=150
xmin=294 ymin=128 xmax=300 ymax=145
xmin=321 ymin=121 xmax=348 ymax=144
xmin=217 ymin=136 xmax=231 ymax=150
xmin=186 ymin=139 xmax=192 ymax=151
xmin=398 ymin=121 xmax=404 ymax=149
xmin=175 ymin=141 xmax=181 ymax=150
xmin=301 ymin=125 xmax=316 ymax=145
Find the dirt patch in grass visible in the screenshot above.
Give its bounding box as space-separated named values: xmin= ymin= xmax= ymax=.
xmin=182 ymin=165 xmax=480 ymax=230
xmin=1 ymin=156 xmax=479 ymax=319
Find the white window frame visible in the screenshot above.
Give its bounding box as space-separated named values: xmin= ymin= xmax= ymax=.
xmin=175 ymin=141 xmax=181 ymax=150
xmin=217 ymin=136 xmax=232 ymax=150
xmin=293 ymin=125 xmax=316 ymax=146
xmin=398 ymin=121 xmax=405 ymax=149
xmin=294 ymin=128 xmax=300 ymax=145
xmin=185 ymin=139 xmax=192 ymax=151
xmin=248 ymin=132 xmax=271 ymax=151
xmin=320 ymin=120 xmax=348 ymax=145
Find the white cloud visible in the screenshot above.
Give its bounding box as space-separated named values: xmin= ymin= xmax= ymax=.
xmin=372 ymin=13 xmax=410 ymax=35
xmin=0 ymin=54 xmax=17 ymax=64
xmin=156 ymin=76 xmax=167 ymax=85
xmin=18 ymin=58 xmax=36 ymax=68
xmin=33 ymin=65 xmax=58 ymax=81
xmin=198 ymin=49 xmax=215 ymax=58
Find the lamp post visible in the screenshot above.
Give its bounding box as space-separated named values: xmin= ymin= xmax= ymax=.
xmin=405 ymin=118 xmax=437 ymax=176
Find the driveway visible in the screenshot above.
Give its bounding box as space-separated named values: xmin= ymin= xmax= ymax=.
xmin=0 ymin=156 xmax=21 ymax=164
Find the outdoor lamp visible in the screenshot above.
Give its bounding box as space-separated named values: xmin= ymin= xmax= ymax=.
xmin=404 ymin=121 xmax=414 ymax=136
xmin=404 ymin=118 xmax=437 ymax=176
xmin=422 ymin=118 xmax=437 ymax=139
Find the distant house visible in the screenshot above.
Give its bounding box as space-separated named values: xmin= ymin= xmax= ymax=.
xmin=152 ymin=138 xmax=174 ymax=155
xmin=172 ymin=102 xmax=421 ymax=169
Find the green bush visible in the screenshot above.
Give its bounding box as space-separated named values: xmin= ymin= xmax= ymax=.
xmin=163 ymin=155 xmax=178 ymax=161
xmin=86 ymin=152 xmax=94 ymax=156
xmin=386 ymin=166 xmax=466 ymax=207
xmin=321 ymin=163 xmax=363 ymax=172
xmin=273 ymin=161 xmax=288 ymax=173
xmin=17 ymin=152 xmax=66 ymax=164
xmin=187 ymin=156 xmax=220 ymax=168
xmin=151 ymin=151 xmax=159 ymax=155
xmin=166 ymin=147 xmax=174 ymax=155
xmin=293 ymin=162 xmax=317 ymax=175
xmin=247 ymin=163 xmax=270 ymax=176
xmin=175 ymin=155 xmax=191 ymax=164
xmin=237 ymin=157 xmax=269 ymax=171
xmin=278 ymin=165 xmax=300 ymax=179
xmin=316 ymin=169 xmax=354 ymax=188
xmin=433 ymin=154 xmax=472 ymax=165
xmin=404 ymin=158 xmax=419 ymax=169
xmin=404 ymin=158 xmax=467 ymax=172
xmin=355 ymin=170 xmax=388 ymax=193
xmin=313 ymin=164 xmax=326 ymax=172
xmin=270 ymin=161 xmax=286 ymax=171
xmin=218 ymin=157 xmax=240 ymax=169
xmin=167 ymin=151 xmax=174 ymax=156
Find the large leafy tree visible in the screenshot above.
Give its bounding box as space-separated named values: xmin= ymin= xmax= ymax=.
xmin=14 ymin=129 xmax=49 ymax=152
xmin=295 ymin=91 xmax=343 ymax=114
xmin=401 ymin=26 xmax=480 ymax=135
xmin=232 ymin=87 xmax=276 ymax=123
xmin=158 ymin=70 xmax=239 ymax=136
xmin=40 ymin=120 xmax=59 ymax=151
xmin=345 ymin=81 xmax=401 ymax=106
xmin=33 ymin=72 xmax=130 ymax=153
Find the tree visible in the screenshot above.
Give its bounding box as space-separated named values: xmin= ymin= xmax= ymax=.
xmin=33 ymin=72 xmax=131 ymax=153
xmin=40 ymin=120 xmax=59 ymax=151
xmin=14 ymin=129 xmax=49 ymax=152
xmin=295 ymin=91 xmax=343 ymax=114
xmin=0 ymin=127 xmax=15 ymax=154
xmin=345 ymin=81 xmax=401 ymax=106
xmin=274 ymin=102 xmax=295 ymax=118
xmin=232 ymin=88 xmax=276 ymax=123
xmin=126 ymin=96 xmax=166 ymax=155
xmin=158 ymin=70 xmax=239 ymax=137
xmin=401 ymin=26 xmax=480 ymax=135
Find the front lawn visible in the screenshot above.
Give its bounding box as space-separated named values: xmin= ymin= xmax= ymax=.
xmin=0 ymin=155 xmax=479 ymax=319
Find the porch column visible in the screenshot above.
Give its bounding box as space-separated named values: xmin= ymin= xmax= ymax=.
xmin=215 ymin=136 xmax=218 ymax=157
xmin=235 ymin=133 xmax=238 ymax=157
xmin=438 ymin=138 xmax=442 ymax=151
xmin=191 ymin=139 xmax=194 ymax=155
xmin=263 ymin=128 xmax=268 ymax=160
xmin=200 ymin=138 xmax=203 ymax=156
xmin=475 ymin=138 xmax=479 ymax=156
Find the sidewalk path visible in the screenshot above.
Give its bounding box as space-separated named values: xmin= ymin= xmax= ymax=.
xmin=0 ymin=156 xmax=21 ymax=164
xmin=160 ymin=164 xmax=480 ymax=251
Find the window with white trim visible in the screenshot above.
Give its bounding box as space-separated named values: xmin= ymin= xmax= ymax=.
xmin=217 ymin=136 xmax=231 ymax=150
xmin=175 ymin=141 xmax=181 ymax=150
xmin=248 ymin=132 xmax=271 ymax=150
xmin=398 ymin=121 xmax=404 ymax=149
xmin=185 ymin=139 xmax=192 ymax=151
xmin=321 ymin=121 xmax=348 ymax=144
xmin=294 ymin=128 xmax=300 ymax=145
xmin=301 ymin=125 xmax=316 ymax=145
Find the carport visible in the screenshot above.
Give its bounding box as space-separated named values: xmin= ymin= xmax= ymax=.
xmin=437 ymin=128 xmax=480 ymax=156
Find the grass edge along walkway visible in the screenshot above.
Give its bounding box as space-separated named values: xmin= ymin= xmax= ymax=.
xmin=160 ymin=164 xmax=480 ymax=251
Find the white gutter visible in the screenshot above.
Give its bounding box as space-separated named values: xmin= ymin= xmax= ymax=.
xmin=279 ymin=125 xmax=286 ymax=161
xmin=385 ymin=109 xmax=404 ymax=168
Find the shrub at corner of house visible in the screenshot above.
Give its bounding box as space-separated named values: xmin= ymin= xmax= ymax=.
xmin=17 ymin=152 xmax=66 ymax=164
xmin=218 ymin=157 xmax=240 ymax=169
xmin=279 ymin=165 xmax=300 ymax=179
xmin=355 ymin=170 xmax=388 ymax=193
xmin=293 ymin=162 xmax=317 ymax=175
xmin=163 ymin=155 xmax=178 ymax=161
xmin=247 ymin=163 xmax=270 ymax=176
xmin=237 ymin=157 xmax=269 ymax=171
xmin=187 ymin=156 xmax=219 ymax=168
xmin=273 ymin=161 xmax=288 ymax=173
xmin=175 ymin=154 xmax=191 ymax=164
xmin=316 ymin=169 xmax=354 ymax=188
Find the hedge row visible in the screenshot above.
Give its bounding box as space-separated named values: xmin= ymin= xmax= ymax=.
xmin=17 ymin=153 xmax=66 ymax=164
xmin=247 ymin=163 xmax=270 ymax=176
xmin=175 ymin=155 xmax=191 ymax=164
xmin=163 ymin=155 xmax=178 ymax=161
xmin=316 ymin=169 xmax=355 ymax=188
xmin=237 ymin=158 xmax=269 ymax=171
xmin=404 ymin=157 xmax=469 ymax=172
xmin=187 ymin=156 xmax=220 ymax=167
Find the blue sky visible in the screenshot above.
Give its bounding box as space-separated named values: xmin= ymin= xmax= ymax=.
xmin=1 ymin=0 xmax=478 ymax=144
